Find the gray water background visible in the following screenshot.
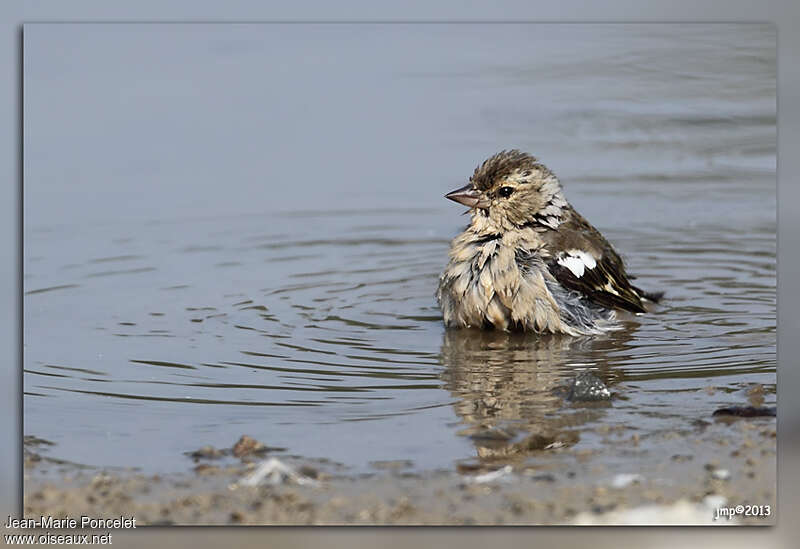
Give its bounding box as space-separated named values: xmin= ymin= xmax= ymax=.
xmin=23 ymin=24 xmax=775 ymax=473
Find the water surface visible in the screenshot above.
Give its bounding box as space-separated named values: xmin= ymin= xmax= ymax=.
xmin=24 ymin=23 xmax=775 ymax=474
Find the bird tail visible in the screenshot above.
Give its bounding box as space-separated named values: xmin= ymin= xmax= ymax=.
xmin=633 ymin=286 xmax=664 ymax=303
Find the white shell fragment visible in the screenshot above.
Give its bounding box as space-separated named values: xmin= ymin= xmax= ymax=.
xmin=711 ymin=469 xmax=731 ymax=481
xmin=611 ymin=473 xmax=643 ymax=489
xmin=236 ymin=458 xmax=319 ymax=487
xmin=469 ymin=465 xmax=513 ymax=484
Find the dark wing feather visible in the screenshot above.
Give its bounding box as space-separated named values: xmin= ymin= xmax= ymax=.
xmin=539 ymin=206 xmax=648 ymax=313
xmin=548 ymin=254 xmax=647 ymax=313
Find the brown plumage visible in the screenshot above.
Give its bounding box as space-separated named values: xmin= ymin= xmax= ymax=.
xmin=436 ymin=150 xmax=662 ymax=335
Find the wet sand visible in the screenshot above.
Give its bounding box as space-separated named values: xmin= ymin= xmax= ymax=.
xmin=23 ymin=412 xmax=775 ymax=526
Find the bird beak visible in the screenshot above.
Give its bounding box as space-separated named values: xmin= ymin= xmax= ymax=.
xmin=445 ymin=183 xmax=489 ymax=210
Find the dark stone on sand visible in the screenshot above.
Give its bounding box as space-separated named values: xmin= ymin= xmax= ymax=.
xmin=517 ymin=433 xmax=560 ymax=451
xmin=455 ymin=461 xmax=483 ymax=474
xmin=232 ymin=435 xmax=266 ymax=458
xmin=566 ymin=371 xmax=612 ymax=402
xmin=712 ymin=406 xmax=776 ymax=418
xmin=24 ymin=436 xmax=55 ymax=447
xmin=528 ymin=473 xmax=556 ymax=483
xmin=186 ymin=445 xmax=225 ymax=460
xmin=298 ymin=465 xmax=320 ymax=479
xmin=186 ymin=435 xmax=286 ymax=463
xmin=193 ymin=464 xmax=221 ymax=475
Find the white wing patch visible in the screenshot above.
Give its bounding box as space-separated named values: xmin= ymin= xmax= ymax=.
xmin=557 ymin=250 xmax=597 ymax=278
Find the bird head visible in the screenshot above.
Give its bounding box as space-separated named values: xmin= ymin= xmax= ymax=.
xmin=445 ymin=150 xmax=565 ymax=230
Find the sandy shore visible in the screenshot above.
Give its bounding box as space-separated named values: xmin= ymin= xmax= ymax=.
xmin=23 ymin=412 xmax=776 ymax=526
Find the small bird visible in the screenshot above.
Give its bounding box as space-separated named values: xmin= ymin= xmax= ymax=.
xmin=436 ymin=150 xmax=662 ymax=335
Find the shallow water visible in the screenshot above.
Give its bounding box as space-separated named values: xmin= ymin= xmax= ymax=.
xmin=24 ymin=24 xmax=775 ymax=474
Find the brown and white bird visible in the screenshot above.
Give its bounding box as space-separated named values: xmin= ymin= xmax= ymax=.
xmin=436 ymin=150 xmax=662 ymax=335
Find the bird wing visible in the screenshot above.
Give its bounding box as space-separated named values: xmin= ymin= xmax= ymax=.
xmin=539 ymin=209 xmax=647 ymax=314
xmin=548 ymin=249 xmax=646 ymax=313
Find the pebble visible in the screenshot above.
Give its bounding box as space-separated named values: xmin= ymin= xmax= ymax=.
xmin=712 ymin=406 xmax=776 ymax=418
xmin=566 ymin=371 xmax=612 ymax=402
xmin=711 ymin=469 xmax=731 ymax=481
xmin=232 ymin=435 xmax=266 ymax=458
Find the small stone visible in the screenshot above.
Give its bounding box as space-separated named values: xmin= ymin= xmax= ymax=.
xmin=298 ymin=465 xmax=319 ymax=479
xmin=232 ymin=435 xmax=266 ymax=458
xmin=711 ymin=469 xmax=731 ymax=481
xmin=187 ymin=445 xmax=225 ymax=460
xmin=230 ymin=511 xmax=244 ymax=523
xmin=455 ymin=461 xmax=483 ymax=474
xmin=527 ymin=472 xmax=556 ymax=483
xmin=193 ymin=464 xmax=220 ymax=475
xmin=566 ymin=371 xmax=612 ymax=402
xmin=24 ymin=436 xmax=55 ymax=447
xmin=712 ymin=406 xmax=776 ymax=418
xmin=747 ymin=384 xmax=766 ymax=407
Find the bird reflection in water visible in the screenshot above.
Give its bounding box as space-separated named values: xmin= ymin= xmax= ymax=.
xmin=438 ymin=324 xmax=637 ymax=471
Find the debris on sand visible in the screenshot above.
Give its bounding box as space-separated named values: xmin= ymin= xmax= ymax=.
xmin=610 ymin=473 xmax=643 ymax=489
xmin=24 ymin=436 xmax=55 ymax=468
xmin=235 ymin=458 xmax=320 ymax=488
xmin=573 ymin=496 xmax=731 ymax=525
xmin=566 ymin=371 xmax=612 ymax=402
xmin=710 ymin=469 xmax=731 ymax=481
xmin=472 ymin=429 xmax=579 ymax=460
xmin=24 ymin=436 xmax=55 ymax=447
xmin=232 ymin=435 xmax=267 ymax=458
xmin=186 ymin=435 xmax=286 ymax=463
xmin=746 ymin=384 xmax=766 ymax=407
xmin=468 ymin=465 xmax=513 ymax=484
xmin=193 ymin=464 xmax=221 ymax=476
xmin=712 ymin=406 xmax=776 ymax=418
xmin=187 ymin=446 xmax=225 ymax=460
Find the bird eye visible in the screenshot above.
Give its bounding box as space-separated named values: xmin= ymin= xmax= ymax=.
xmin=498 ymin=186 xmax=515 ymax=198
